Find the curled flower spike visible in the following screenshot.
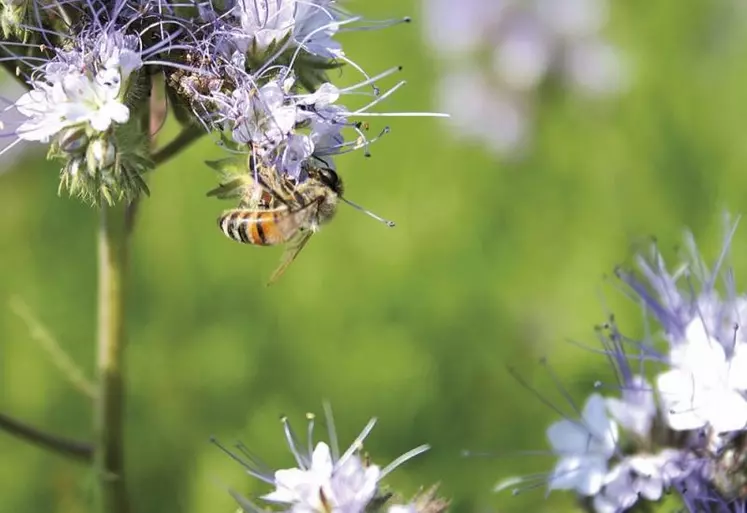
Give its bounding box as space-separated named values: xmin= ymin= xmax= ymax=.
xmin=0 ymin=0 xmax=445 ymax=209
xmin=0 ymin=0 xmax=178 ymax=204
xmin=498 ymin=214 xmax=747 ymax=512
xmin=213 ymin=404 xmax=431 ymax=513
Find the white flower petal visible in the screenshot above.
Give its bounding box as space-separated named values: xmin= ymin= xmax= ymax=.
xmin=548 ymin=455 xmax=585 ymax=491
xmin=17 ymin=118 xmax=66 ymax=142
xmin=605 ymin=377 xmax=656 ymax=437
xmin=236 ymin=0 xmax=296 ymax=50
xmin=297 ymin=83 xmax=340 ymax=107
xmin=574 ymin=457 xmax=608 ymax=496
xmin=592 ymin=494 xmax=622 ymax=513
xmin=656 ymin=368 xmax=706 ymax=431
xmin=106 ymin=101 xmax=130 ymax=124
xmin=546 ymin=419 xmax=591 ymax=454
xmin=310 ymin=442 xmax=334 ymax=477
xmin=89 ymin=110 xmax=114 ymax=132
xmin=628 ymin=456 xmax=665 ymax=500
xmin=548 ymin=455 xmax=607 ymax=496
xmin=547 ymin=394 xmax=617 ymax=456
xmin=263 ymin=467 xmax=326 ymax=510
xmin=728 ymin=344 xmax=747 ymax=390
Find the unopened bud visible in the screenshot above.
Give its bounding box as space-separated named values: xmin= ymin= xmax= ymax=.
xmin=58 ymin=127 xmax=89 ymax=155
xmin=0 ymin=0 xmax=29 ymax=40
xmin=86 ymin=137 xmax=116 ymax=176
xmin=67 ymin=158 xmax=82 ymax=178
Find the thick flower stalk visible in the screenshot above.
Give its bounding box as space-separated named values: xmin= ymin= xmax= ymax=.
xmin=213 ymin=405 xmax=448 ymax=513
xmin=422 ymin=0 xmax=625 ymax=157
xmin=499 ymin=216 xmax=747 ymax=512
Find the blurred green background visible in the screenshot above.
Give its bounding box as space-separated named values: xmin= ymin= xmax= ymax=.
xmin=4 ymin=0 xmax=747 ymax=512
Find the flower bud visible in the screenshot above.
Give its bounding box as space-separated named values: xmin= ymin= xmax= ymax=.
xmin=58 ymin=157 xmax=83 ymax=197
xmin=0 ymin=0 xmax=30 ymax=40
xmin=86 ymin=137 xmax=116 ymax=176
xmin=57 ymin=128 xmax=89 ymax=156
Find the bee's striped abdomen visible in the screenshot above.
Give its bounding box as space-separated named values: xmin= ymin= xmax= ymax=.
xmin=218 ymin=208 xmax=297 ymax=246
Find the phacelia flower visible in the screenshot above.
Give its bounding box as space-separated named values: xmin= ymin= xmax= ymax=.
xmin=222 ymin=79 xmax=298 ymax=147
xmin=231 ymin=0 xmax=345 ymax=58
xmin=422 ymin=0 xmax=626 ymax=157
xmin=11 ymin=17 xmax=146 ymax=144
xmin=0 ymin=0 xmax=445 ymax=213
xmin=657 ymin=318 xmax=747 ymax=434
xmin=499 ymin=215 xmax=747 ymax=512
xmin=546 ymin=393 xmax=619 ymax=496
xmin=16 ymin=65 xmax=130 ymax=143
xmin=203 ymin=58 xmax=441 ymax=202
xmin=0 ymin=0 xmax=170 ymax=204
xmin=214 ymin=405 xmax=430 ymax=513
xmin=605 ymin=375 xmax=656 ymax=439
xmin=592 ymin=451 xmax=681 ymax=513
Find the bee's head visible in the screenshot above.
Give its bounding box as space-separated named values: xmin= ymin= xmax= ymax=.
xmin=314 ymin=166 xmax=344 ymax=196
xmin=307 ymin=163 xmax=395 ymax=229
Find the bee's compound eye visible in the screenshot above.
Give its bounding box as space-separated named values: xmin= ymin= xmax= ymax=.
xmin=319 ymin=168 xmax=339 ymax=187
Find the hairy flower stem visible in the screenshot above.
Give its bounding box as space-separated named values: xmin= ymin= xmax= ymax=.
xmin=94 ymin=203 xmax=130 ymax=513
xmin=0 ymin=412 xmax=93 ymax=461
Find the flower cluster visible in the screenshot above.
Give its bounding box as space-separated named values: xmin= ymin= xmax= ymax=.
xmin=0 ymin=0 xmax=433 ymax=205
xmin=503 ymin=218 xmax=747 ymax=512
xmin=213 ymin=406 xmax=447 ymax=513
xmin=422 ymin=0 xmax=625 ymax=157
xmin=1 ymin=1 xmax=157 ymax=203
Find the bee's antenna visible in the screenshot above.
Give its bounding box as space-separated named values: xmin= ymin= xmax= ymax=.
xmin=340 ymin=197 xmax=396 ymax=227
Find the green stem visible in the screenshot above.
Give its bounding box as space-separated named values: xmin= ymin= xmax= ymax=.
xmin=0 ymin=412 xmax=93 ymax=462
xmin=94 ymin=203 xmax=130 ymax=513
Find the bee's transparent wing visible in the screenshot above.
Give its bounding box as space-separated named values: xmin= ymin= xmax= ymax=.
xmin=266 ymin=230 xmax=313 ymax=286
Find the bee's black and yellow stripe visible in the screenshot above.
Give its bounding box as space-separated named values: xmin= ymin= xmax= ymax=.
xmin=218 ymin=209 xmax=286 ymax=246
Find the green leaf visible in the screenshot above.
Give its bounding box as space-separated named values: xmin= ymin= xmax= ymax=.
xmin=204 ymin=155 xmax=248 ymax=178
xmin=206 ymin=178 xmax=249 ymax=200
xmin=215 ymin=130 xmax=244 ymax=153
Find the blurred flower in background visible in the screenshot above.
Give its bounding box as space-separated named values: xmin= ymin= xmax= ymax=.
xmin=421 ymin=0 xmax=626 ymax=157
xmin=501 ymin=216 xmax=747 ymax=512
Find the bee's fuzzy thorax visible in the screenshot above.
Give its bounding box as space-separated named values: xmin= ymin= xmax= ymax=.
xmin=317 ymin=193 xmax=340 ymax=226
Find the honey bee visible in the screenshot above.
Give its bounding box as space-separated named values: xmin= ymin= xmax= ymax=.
xmin=218 ymin=163 xmax=394 ymax=285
